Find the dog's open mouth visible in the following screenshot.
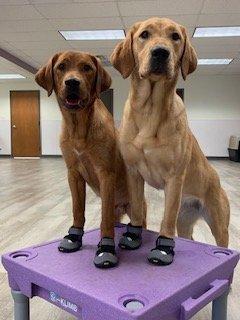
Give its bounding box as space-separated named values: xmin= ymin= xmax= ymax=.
xmin=65 ymin=93 xmax=81 ymax=109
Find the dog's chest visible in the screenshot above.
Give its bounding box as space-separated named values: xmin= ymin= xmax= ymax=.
xmin=72 ymin=148 xmax=100 ymax=196
xmin=127 ymin=134 xmax=173 ymax=189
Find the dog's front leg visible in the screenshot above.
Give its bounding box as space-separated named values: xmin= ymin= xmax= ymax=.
xmin=68 ymin=169 xmax=86 ymax=229
xmin=119 ymin=169 xmax=144 ymax=250
xmin=94 ymin=170 xmax=118 ymax=268
xmin=161 ymin=177 xmax=184 ymax=238
xmin=148 ymin=176 xmax=183 ymax=266
xmin=58 ymin=169 xmax=86 ymax=253
xmin=99 ymin=171 xmax=115 ymax=239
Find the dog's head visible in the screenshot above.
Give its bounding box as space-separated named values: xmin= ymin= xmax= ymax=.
xmin=35 ymin=51 xmax=111 ymax=111
xmin=110 ymin=17 xmax=197 ymax=81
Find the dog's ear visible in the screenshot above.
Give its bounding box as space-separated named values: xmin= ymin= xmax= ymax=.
xmin=110 ymin=23 xmax=139 ymax=79
xmin=181 ymin=27 xmax=197 ymax=80
xmin=35 ymin=53 xmax=61 ymax=96
xmin=91 ymin=56 xmax=112 ymax=96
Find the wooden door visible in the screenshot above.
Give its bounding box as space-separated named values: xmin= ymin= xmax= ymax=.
xmin=100 ymin=89 xmax=113 ymax=115
xmin=10 ymin=91 xmax=41 ymax=157
xmin=177 ymin=88 xmax=184 ymax=101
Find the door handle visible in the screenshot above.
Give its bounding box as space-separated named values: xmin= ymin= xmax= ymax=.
xmin=12 ymin=125 xmax=16 ymax=128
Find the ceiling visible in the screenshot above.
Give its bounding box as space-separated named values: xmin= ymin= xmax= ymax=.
xmin=0 ymin=0 xmax=240 ymax=79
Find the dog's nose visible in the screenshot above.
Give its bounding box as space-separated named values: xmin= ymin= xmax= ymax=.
xmin=65 ymin=78 xmax=80 ymax=87
xmin=151 ymin=47 xmax=170 ymax=61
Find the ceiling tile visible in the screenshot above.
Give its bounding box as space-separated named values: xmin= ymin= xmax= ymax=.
xmin=0 ymin=40 xmax=19 ymax=52
xmin=0 ymin=31 xmax=63 ymax=42
xmin=73 ymin=0 xmax=115 ymax=2
xmin=49 ymin=17 xmax=123 ymax=30
xmin=228 ymin=60 xmax=240 ymax=67
xmin=23 ymin=51 xmax=62 ymax=63
xmin=0 ymin=19 xmax=54 ymax=33
xmin=7 ymin=40 xmax=70 ymax=51
xmin=81 ymin=47 xmax=114 ymax=57
xmin=198 ymin=13 xmax=240 ymax=27
xmin=162 ymin=14 xmax=198 ymax=27
xmin=158 ymin=0 xmax=204 ymax=15
xmin=202 ymin=0 xmax=240 ymax=14
xmin=0 ymin=0 xmax=30 ymax=4
xmin=230 ymin=57 xmax=240 ymax=64
xmin=35 ymin=2 xmax=119 ymax=18
xmin=195 ymin=49 xmax=240 ymax=58
xmin=0 ymin=55 xmax=39 ymax=78
xmin=30 ymin=0 xmax=74 ymax=3
xmin=118 ymin=1 xmax=158 ymax=16
xmin=118 ymin=0 xmax=204 ymax=16
xmin=0 ymin=0 xmax=239 ymax=77
xmin=197 ymin=52 xmax=235 ymax=59
xmin=192 ymin=37 xmax=240 ymax=47
xmin=123 ymin=14 xmax=198 ymax=28
xmin=220 ymin=64 xmax=240 ymax=74
xmin=21 ymin=48 xmax=71 ymax=57
xmin=68 ymin=40 xmax=120 ymax=49
xmin=0 ymin=5 xmax=43 ymax=20
xmin=193 ymin=44 xmax=240 ymax=57
xmin=122 ymin=16 xmax=147 ymax=28
xmin=221 ymin=69 xmax=240 ymax=74
xmin=196 ymin=65 xmax=226 ymax=74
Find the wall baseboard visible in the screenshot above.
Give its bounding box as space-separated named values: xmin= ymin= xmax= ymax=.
xmin=14 ymin=157 xmax=40 ymax=159
xmin=207 ymin=156 xmax=229 ymax=160
xmin=0 ymin=155 xmax=230 ymax=161
xmin=0 ymin=155 xmax=63 ymax=158
xmin=41 ymin=155 xmax=62 ymax=158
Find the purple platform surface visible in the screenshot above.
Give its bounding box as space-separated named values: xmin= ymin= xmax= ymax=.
xmin=2 ymin=225 xmax=239 ymax=320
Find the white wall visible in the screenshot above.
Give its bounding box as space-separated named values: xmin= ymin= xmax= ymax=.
xmin=184 ymin=75 xmax=240 ymax=156
xmin=112 ymin=74 xmax=240 ymax=156
xmin=0 ymin=74 xmax=240 ymax=157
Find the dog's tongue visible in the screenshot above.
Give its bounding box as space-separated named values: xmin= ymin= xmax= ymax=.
xmin=66 ymin=97 xmax=80 ymax=106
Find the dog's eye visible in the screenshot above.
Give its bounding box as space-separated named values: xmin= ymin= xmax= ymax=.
xmin=58 ymin=63 xmax=66 ymax=71
xmin=172 ymin=32 xmax=180 ymax=41
xmin=83 ymin=64 xmax=92 ymax=72
xmin=139 ymin=30 xmax=150 ymax=40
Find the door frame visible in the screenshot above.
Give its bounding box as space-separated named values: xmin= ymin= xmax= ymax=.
xmin=10 ymin=90 xmax=41 ymax=157
xmin=100 ymin=88 xmax=113 ymax=115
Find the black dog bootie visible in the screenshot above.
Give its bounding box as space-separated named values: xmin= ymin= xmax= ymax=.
xmin=118 ymin=223 xmax=142 ymax=250
xmin=58 ymin=226 xmax=84 ymax=253
xmin=94 ymin=238 xmax=118 ymax=269
xmin=148 ymin=236 xmax=175 ymax=266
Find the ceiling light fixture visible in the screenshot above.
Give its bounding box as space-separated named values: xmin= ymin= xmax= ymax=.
xmin=0 ymin=74 xmax=25 ymax=79
xmin=194 ymin=26 xmax=240 ymax=38
xmin=198 ymin=59 xmax=233 ymax=65
xmin=59 ymin=29 xmax=125 ymax=40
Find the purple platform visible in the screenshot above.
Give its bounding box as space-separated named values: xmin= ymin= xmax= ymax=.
xmin=2 ymin=225 xmax=239 ymax=320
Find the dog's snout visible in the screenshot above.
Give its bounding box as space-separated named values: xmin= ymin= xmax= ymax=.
xmin=151 ymin=47 xmax=170 ymax=61
xmin=65 ymin=78 xmax=80 ymax=87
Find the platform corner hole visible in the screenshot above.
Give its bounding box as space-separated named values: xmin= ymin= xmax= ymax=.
xmin=123 ymin=299 xmax=145 ymax=312
xmin=214 ymin=250 xmax=232 ymax=257
xmin=11 ymin=251 xmax=30 ymax=260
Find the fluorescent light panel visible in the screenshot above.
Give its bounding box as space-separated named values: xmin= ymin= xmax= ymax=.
xmin=194 ymin=26 xmax=240 ymax=38
xmin=60 ymin=29 xmax=125 ymax=40
xmin=0 ymin=74 xmax=25 ymax=79
xmin=198 ymin=59 xmax=232 ymax=65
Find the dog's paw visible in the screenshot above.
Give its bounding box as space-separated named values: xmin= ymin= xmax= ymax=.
xmin=118 ymin=223 xmax=142 ymax=250
xmin=94 ymin=238 xmax=118 ymax=269
xmin=148 ymin=236 xmax=175 ymax=266
xmin=58 ymin=226 xmax=83 ymax=253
